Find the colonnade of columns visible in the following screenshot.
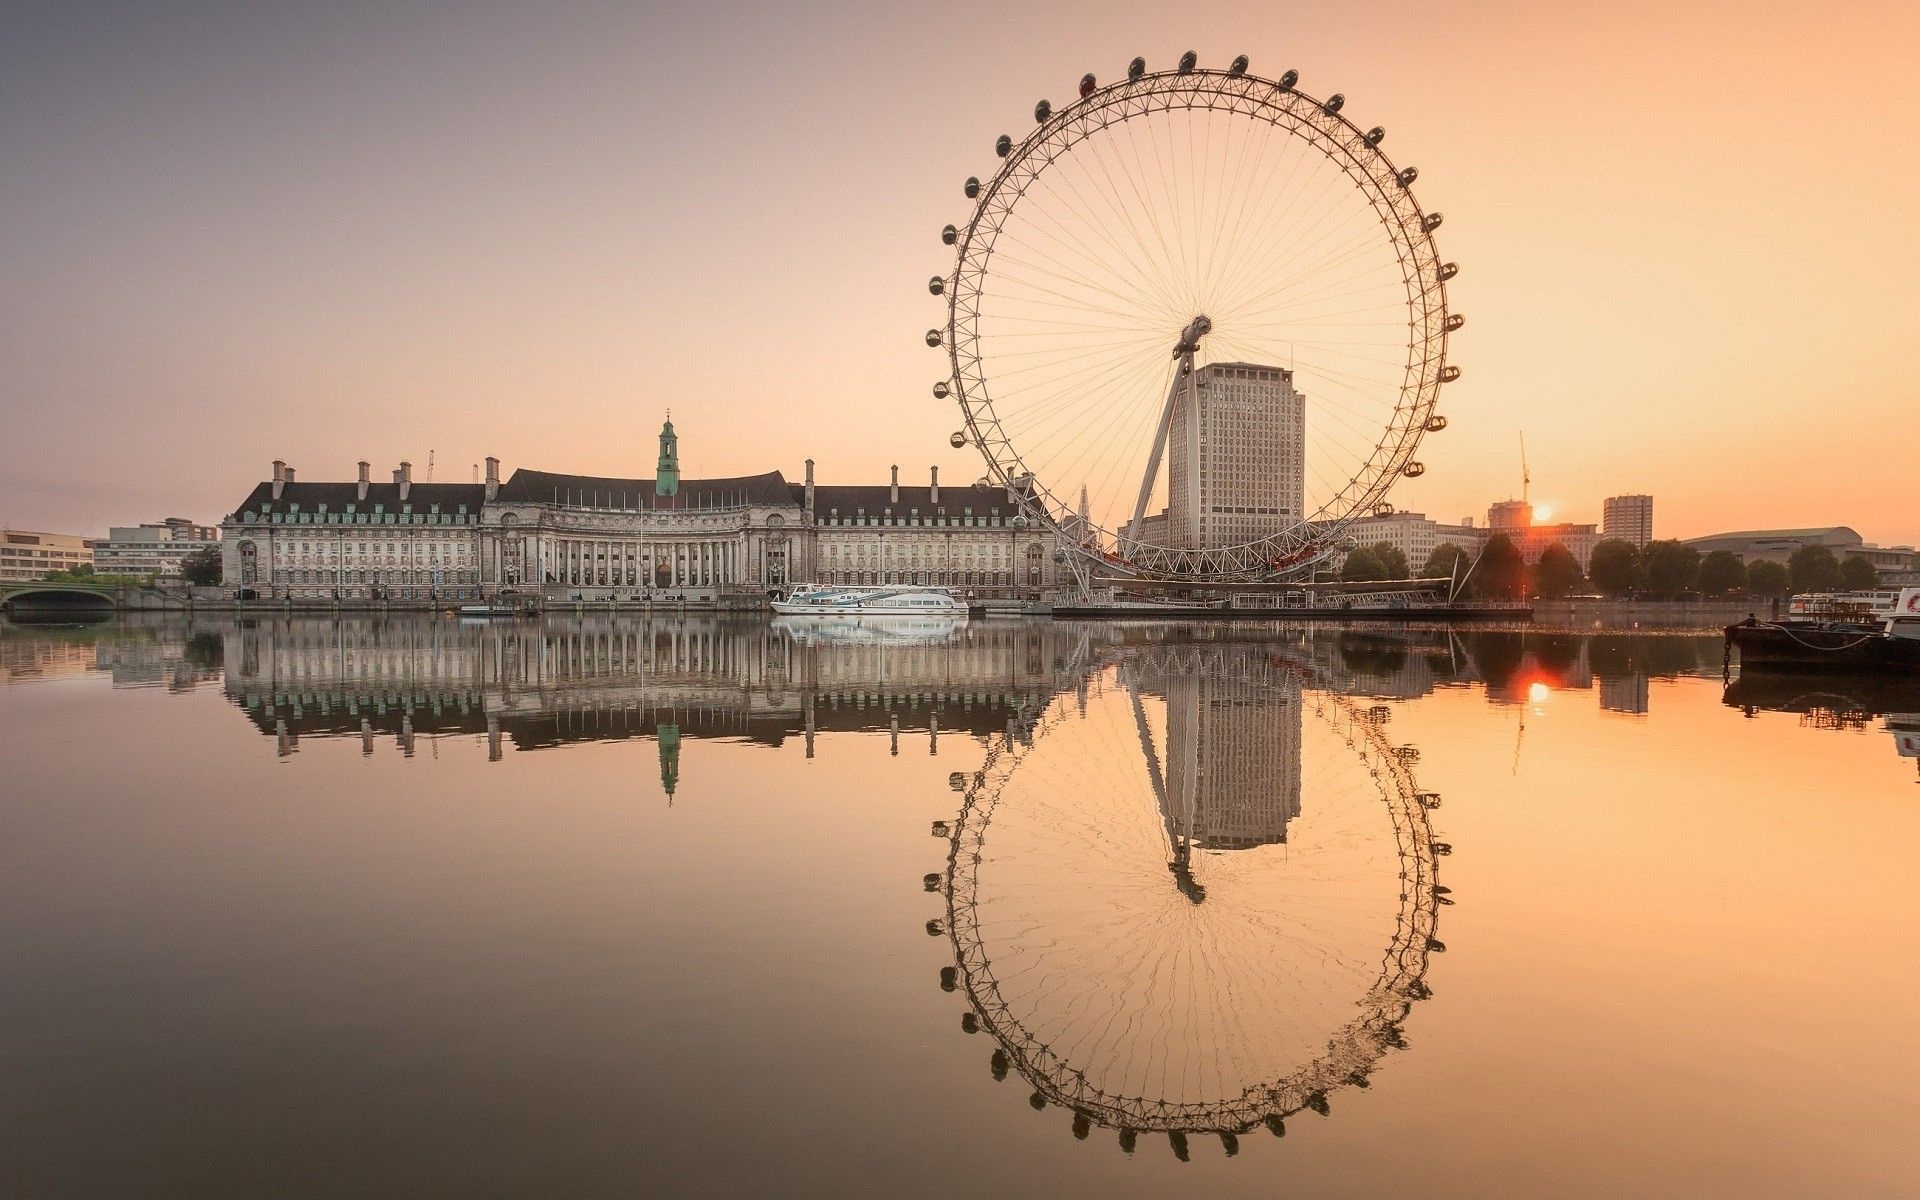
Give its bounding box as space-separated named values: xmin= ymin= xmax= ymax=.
xmin=540 ymin=537 xmax=739 ymax=588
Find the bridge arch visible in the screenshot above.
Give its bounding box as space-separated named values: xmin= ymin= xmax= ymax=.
xmin=0 ymin=584 xmax=118 ymax=614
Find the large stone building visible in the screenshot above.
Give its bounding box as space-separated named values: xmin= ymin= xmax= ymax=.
xmin=1339 ymin=511 xmax=1488 ymax=576
xmin=0 ymin=528 xmax=94 ymax=584
xmin=93 ymin=517 xmax=219 ymax=577
xmin=220 ymin=422 xmax=1063 ymax=601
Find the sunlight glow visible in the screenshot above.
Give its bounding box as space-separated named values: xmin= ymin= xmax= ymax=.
xmin=1527 ymin=682 xmax=1551 ymax=704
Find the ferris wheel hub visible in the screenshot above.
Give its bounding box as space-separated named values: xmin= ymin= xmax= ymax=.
xmin=1172 ymin=314 xmax=1212 ymax=356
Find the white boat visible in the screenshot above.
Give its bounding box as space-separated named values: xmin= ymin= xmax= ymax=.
xmin=456 ymin=603 xmax=519 ymax=618
xmin=770 ymin=584 xmax=970 ymax=618
xmin=773 ymin=614 xmax=967 ymax=646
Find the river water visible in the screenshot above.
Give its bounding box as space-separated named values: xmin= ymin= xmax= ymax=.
xmin=2 ymin=614 xmax=1915 ymax=1198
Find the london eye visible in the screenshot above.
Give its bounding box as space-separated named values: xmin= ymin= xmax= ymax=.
xmin=930 ymin=54 xmax=1459 ymax=582
xmin=928 ymin=642 xmax=1448 ymax=1151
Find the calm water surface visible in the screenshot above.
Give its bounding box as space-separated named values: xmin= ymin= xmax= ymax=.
xmin=3 ymin=614 xmax=1915 ymax=1198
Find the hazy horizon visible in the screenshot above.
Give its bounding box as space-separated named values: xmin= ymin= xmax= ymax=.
xmin=4 ymin=1 xmax=1917 ymax=545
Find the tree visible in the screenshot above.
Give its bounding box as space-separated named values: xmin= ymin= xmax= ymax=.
xmin=1533 ymin=543 xmax=1585 ymax=598
xmin=1473 ymin=534 xmax=1528 ymax=600
xmin=1587 ymin=539 xmax=1641 ymax=597
xmin=1787 ymin=543 xmax=1845 ymax=594
xmin=180 ymin=546 xmax=223 ymax=586
xmin=1421 ymin=543 xmax=1472 ymax=588
xmin=1340 ymin=546 xmax=1388 ymax=582
xmin=1697 ymin=550 xmax=1747 ymax=596
xmin=1839 ymin=554 xmax=1879 ymax=592
xmin=1367 ymin=541 xmax=1409 ymax=580
xmin=1746 ymin=559 xmax=1790 ymax=598
xmin=1640 ymin=540 xmax=1702 ymax=597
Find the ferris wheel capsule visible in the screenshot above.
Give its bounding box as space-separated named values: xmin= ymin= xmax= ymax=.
xmin=1322 ymin=93 xmax=1345 ymax=114
xmin=928 ymin=275 xmax=945 ymax=295
xmin=926 ymin=329 xmax=943 ymax=347
xmin=1034 ymin=99 xmax=1051 ymax=122
xmin=1425 ymin=414 xmax=1448 ymax=432
xmin=1079 ymin=73 xmax=1096 ymax=97
xmin=964 ymin=176 xmax=980 ymax=198
xmin=950 ymin=431 xmax=968 ymax=449
xmin=1402 ymin=461 xmax=1425 ymax=477
xmin=933 ymin=381 xmax=951 ymax=399
xmin=1127 ymin=56 xmax=1146 ymax=80
xmin=941 ymin=224 xmax=958 ymax=245
xmin=1280 ymin=68 xmax=1299 ymax=90
xmin=995 ymin=134 xmax=1012 ymax=157
xmin=1439 ymin=366 xmax=1461 ymax=383
xmin=1364 ymin=126 xmax=1386 ymax=146
xmin=1423 ymin=212 xmax=1444 ymax=232
xmin=1397 ymin=166 xmax=1418 ymax=187
xmin=1439 ymin=261 xmax=1459 ymax=281
xmin=1178 ymin=50 xmax=1197 ymax=73
xmin=1229 ymin=55 xmax=1249 ymax=76
xmin=1374 ymin=502 xmax=1395 ymax=518
xmin=1445 ymin=313 xmax=1465 ymax=332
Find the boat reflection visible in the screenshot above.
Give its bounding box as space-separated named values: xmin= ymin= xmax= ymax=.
xmin=1724 ymin=670 xmax=1920 ymax=780
xmin=928 ymin=638 xmax=1448 ymax=1155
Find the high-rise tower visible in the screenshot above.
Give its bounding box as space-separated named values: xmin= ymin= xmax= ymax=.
xmin=1167 ymin=362 xmax=1305 ymax=549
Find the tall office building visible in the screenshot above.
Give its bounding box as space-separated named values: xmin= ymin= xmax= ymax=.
xmin=1603 ymin=494 xmax=1654 ymax=547
xmin=1168 ymin=362 xmax=1305 ymax=549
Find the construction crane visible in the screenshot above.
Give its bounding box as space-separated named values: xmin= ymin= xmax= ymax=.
xmin=1519 ymin=432 xmax=1530 ymax=508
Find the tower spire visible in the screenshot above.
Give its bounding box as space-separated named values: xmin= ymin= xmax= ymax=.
xmin=656 ymin=416 xmax=680 ymax=497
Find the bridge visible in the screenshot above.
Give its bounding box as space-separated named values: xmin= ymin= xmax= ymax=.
xmin=0 ymin=583 xmax=119 ymax=614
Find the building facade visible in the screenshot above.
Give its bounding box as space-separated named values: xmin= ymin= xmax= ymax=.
xmin=1339 ymin=511 xmax=1488 ymax=575
xmin=0 ymin=528 xmax=95 ymax=584
xmin=93 ymin=517 xmax=219 ymax=577
xmin=220 ymin=424 xmax=1066 ymax=601
xmin=1684 ymin=527 xmax=1917 ymax=577
xmin=1168 ymin=362 xmax=1305 ymax=549
xmin=1602 ymin=494 xmax=1654 ymax=548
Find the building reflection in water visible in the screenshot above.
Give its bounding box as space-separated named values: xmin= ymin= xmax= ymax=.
xmin=931 ymin=638 xmax=1447 ymax=1156
xmin=1724 ymin=670 xmax=1920 ymax=781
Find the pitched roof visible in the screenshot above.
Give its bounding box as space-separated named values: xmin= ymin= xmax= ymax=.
xmin=229 ymin=481 xmax=486 ymax=518
xmin=1685 ymin=527 xmax=1860 ymax=543
xmin=496 ymin=468 xmax=793 ymax=508
xmin=803 ymin=482 xmax=1026 ymax=521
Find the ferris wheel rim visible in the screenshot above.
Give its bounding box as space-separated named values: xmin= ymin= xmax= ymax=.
xmin=937 ymin=648 xmax=1443 ymax=1134
xmin=940 ymin=64 xmax=1455 ymax=582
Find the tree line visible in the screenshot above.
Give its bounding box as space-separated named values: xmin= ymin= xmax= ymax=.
xmin=1337 ymin=536 xmax=1889 ymax=601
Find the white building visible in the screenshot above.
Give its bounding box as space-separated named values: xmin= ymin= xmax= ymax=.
xmin=1339 ymin=511 xmax=1488 ymax=575
xmin=1602 ymin=495 xmax=1654 ymax=547
xmin=1168 ymin=362 xmax=1304 ymax=549
xmin=93 ymin=518 xmax=219 ymax=577
xmin=220 ymin=423 xmax=1065 ymax=602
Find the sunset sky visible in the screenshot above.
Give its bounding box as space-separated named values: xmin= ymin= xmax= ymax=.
xmin=3 ymin=1 xmax=1916 ymax=544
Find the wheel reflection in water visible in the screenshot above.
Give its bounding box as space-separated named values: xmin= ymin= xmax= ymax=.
xmin=936 ymin=645 xmax=1443 ymax=1148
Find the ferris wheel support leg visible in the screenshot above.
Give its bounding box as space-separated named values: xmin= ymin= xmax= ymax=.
xmin=1127 ymin=353 xmax=1192 ymax=544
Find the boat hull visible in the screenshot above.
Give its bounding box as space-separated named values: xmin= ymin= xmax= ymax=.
xmin=1725 ymin=622 xmax=1920 ymax=672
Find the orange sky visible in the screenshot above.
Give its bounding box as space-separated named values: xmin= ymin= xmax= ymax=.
xmin=2 ymin=1 xmax=1916 ymax=544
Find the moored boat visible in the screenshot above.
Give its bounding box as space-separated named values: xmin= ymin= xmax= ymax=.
xmin=1725 ymin=587 xmax=1920 ymax=672
xmin=771 ymin=584 xmax=969 ymax=618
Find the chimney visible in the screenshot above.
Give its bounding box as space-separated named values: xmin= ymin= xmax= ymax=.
xmin=930 ymin=465 xmax=940 ymax=505
xmin=889 ymin=465 xmax=899 ymax=504
xmin=397 ymin=461 xmax=412 ymax=502
xmin=357 ymin=461 xmax=370 ymax=502
xmin=803 ymin=458 xmax=815 ymax=521
xmin=283 ymin=466 xmax=294 ymax=484
xmin=484 ymin=456 xmax=500 ymax=502
xmin=271 ymin=460 xmax=287 ymax=500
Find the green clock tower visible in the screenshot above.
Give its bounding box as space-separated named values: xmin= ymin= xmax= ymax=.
xmin=655 ymin=416 xmax=680 ymax=497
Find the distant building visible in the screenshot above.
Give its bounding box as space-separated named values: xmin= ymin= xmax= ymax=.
xmin=1339 ymin=511 xmax=1487 ymax=575
xmin=1602 ymin=495 xmax=1654 ymax=548
xmin=1481 ymin=503 xmax=1600 ymax=572
xmin=1168 ymin=362 xmax=1304 ymax=549
xmin=1684 ymin=527 xmax=1916 ymax=578
xmin=0 ymin=528 xmax=95 ymax=584
xmin=93 ymin=518 xmax=219 ymax=577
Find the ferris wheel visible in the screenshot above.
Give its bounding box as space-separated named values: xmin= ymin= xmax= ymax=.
xmin=928 ymin=642 xmax=1447 ymax=1149
xmin=930 ymin=53 xmax=1459 ymax=582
